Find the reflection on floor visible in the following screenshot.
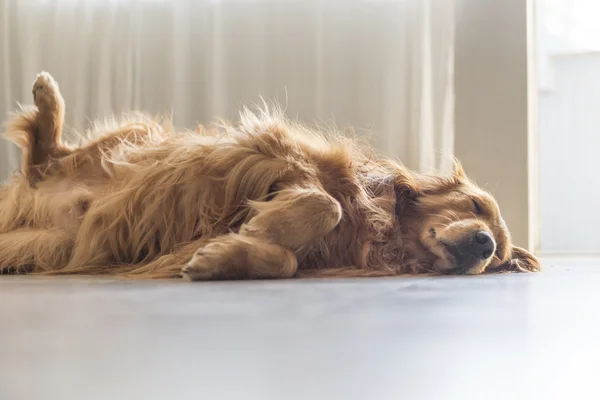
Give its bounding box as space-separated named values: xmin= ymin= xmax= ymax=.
xmin=1 ymin=259 xmax=598 ymax=400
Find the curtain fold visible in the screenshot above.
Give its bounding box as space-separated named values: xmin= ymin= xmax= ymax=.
xmin=0 ymin=0 xmax=454 ymax=181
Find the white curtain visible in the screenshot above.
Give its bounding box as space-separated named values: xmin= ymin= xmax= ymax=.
xmin=0 ymin=0 xmax=455 ymax=181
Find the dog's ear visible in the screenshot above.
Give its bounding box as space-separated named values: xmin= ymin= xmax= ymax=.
xmin=393 ymin=170 xmax=420 ymax=215
xmin=363 ymin=171 xmax=419 ymax=215
xmin=495 ymin=246 xmax=541 ymax=273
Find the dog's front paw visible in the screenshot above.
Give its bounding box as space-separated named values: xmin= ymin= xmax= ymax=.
xmin=32 ymin=71 xmax=62 ymax=110
xmin=181 ymin=242 xmax=232 ymax=281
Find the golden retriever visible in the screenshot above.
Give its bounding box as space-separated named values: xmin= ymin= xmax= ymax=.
xmin=0 ymin=72 xmax=539 ymax=280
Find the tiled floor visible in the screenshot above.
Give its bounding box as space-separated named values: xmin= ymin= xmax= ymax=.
xmin=1 ymin=259 xmax=599 ymax=400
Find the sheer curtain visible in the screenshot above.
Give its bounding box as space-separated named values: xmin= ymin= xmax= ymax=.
xmin=0 ymin=0 xmax=455 ymax=181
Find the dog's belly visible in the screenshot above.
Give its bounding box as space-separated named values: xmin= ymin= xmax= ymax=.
xmin=0 ymin=177 xmax=95 ymax=237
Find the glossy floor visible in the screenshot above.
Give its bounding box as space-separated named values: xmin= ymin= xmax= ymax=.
xmin=1 ymin=259 xmax=599 ymax=400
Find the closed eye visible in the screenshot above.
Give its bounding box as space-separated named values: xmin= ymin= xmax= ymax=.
xmin=266 ymin=183 xmax=278 ymax=201
xmin=472 ymin=199 xmax=483 ymax=215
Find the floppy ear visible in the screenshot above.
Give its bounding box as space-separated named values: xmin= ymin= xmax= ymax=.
xmin=393 ymin=170 xmax=420 ymax=215
xmin=363 ymin=172 xmax=418 ymax=215
xmin=497 ymin=246 xmax=541 ymax=273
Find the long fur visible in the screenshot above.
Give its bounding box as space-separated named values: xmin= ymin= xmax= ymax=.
xmin=0 ymin=73 xmax=540 ymax=280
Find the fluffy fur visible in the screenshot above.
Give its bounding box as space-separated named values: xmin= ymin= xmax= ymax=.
xmin=0 ymin=72 xmax=540 ymax=280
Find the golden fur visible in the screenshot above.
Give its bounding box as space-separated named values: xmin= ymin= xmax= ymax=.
xmin=0 ymin=72 xmax=540 ymax=280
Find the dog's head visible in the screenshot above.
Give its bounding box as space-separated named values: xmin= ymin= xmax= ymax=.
xmin=395 ymin=161 xmax=540 ymax=275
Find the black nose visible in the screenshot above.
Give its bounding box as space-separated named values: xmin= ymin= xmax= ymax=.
xmin=472 ymin=230 xmax=495 ymax=260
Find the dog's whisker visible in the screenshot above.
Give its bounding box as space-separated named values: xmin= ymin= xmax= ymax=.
xmin=448 ymin=211 xmax=460 ymax=222
xmin=425 ymin=213 xmax=453 ymax=223
xmin=469 ymin=211 xmax=482 ymax=222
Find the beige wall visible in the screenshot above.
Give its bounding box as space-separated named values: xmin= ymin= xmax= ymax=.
xmin=454 ymin=0 xmax=538 ymax=250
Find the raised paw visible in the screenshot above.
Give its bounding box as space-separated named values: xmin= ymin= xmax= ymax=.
xmin=32 ymin=71 xmax=63 ymax=110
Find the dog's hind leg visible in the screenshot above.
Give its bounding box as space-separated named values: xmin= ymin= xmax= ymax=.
xmin=0 ymin=228 xmax=73 ymax=274
xmin=5 ymin=72 xmax=72 ymax=186
xmin=31 ymin=72 xmax=68 ymax=160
